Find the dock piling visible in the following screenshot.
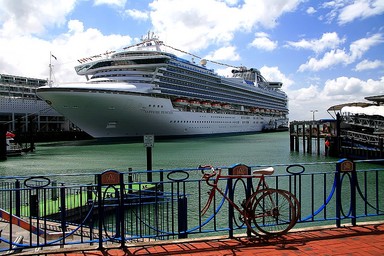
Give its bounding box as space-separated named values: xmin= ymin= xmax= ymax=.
xmin=290 ymin=120 xmax=333 ymax=156
xmin=0 ymin=124 xmax=7 ymax=161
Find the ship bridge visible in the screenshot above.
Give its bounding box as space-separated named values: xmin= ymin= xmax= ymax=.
xmin=231 ymin=67 xmax=282 ymax=89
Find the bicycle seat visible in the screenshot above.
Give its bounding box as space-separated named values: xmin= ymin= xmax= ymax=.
xmin=252 ymin=167 xmax=274 ymax=175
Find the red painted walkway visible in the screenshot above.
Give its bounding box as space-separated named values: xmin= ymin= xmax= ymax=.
xmin=20 ymin=222 xmax=384 ymax=255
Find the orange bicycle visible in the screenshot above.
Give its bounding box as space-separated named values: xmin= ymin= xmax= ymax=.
xmin=199 ymin=165 xmax=299 ymax=236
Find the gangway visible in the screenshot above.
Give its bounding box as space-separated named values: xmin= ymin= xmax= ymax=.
xmin=0 ymin=208 xmax=72 ymax=239
xmin=342 ymin=115 xmax=384 ymax=131
xmin=0 ymin=208 xmax=44 ymax=236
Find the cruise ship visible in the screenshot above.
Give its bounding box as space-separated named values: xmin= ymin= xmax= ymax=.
xmin=37 ymin=33 xmax=289 ymax=139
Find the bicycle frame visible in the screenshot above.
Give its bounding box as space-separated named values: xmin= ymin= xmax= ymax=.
xmin=200 ymin=166 xmax=271 ymax=216
xmin=200 ymin=165 xmax=299 ymax=237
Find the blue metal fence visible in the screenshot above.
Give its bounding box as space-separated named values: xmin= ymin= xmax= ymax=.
xmin=0 ymin=159 xmax=383 ymax=253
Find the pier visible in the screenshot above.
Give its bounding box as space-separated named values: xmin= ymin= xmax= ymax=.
xmin=289 ymin=119 xmax=336 ymax=156
xmin=290 ymin=113 xmax=384 ymax=159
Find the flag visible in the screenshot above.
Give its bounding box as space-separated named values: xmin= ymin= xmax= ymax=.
xmin=51 ymin=54 xmax=57 ymax=60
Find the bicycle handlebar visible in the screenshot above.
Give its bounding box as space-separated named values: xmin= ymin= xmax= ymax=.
xmin=198 ymin=165 xmax=218 ymax=180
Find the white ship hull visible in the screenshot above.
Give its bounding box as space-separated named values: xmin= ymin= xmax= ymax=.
xmin=40 ymin=88 xmax=280 ymax=138
xmin=38 ymin=33 xmax=288 ymax=139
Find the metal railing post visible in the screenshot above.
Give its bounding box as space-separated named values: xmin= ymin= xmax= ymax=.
xmin=97 ymin=174 xmax=103 ymax=249
xmin=15 ymin=180 xmax=21 ymax=217
xmin=335 ymin=159 xmax=356 ymax=228
xmin=227 ymin=166 xmax=235 ymax=238
xmin=60 ymin=184 xmax=67 ymax=246
xmin=177 ymin=195 xmax=188 ymax=239
xmin=119 ymin=173 xmax=125 ymax=248
xmin=335 ymin=162 xmax=341 ymax=228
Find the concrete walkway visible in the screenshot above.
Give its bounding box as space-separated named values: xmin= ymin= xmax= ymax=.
xmin=16 ymin=221 xmax=384 ymax=256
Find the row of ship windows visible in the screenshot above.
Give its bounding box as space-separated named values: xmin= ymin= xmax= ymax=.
xmin=92 ymin=68 xmax=285 ymax=111
xmin=169 ymin=120 xmax=261 ymax=124
xmin=166 ymin=67 xmax=287 ymax=105
xmin=159 ymin=77 xmax=283 ymax=109
xmin=171 ymin=66 xmax=284 ymax=100
xmin=170 ymin=61 xmax=215 ymax=76
xmin=148 ymin=104 xmax=164 ymax=108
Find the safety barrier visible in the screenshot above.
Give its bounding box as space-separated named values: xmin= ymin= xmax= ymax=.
xmin=0 ymin=159 xmax=383 ymax=253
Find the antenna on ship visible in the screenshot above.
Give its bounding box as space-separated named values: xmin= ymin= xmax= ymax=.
xmin=49 ymin=51 xmax=57 ymax=87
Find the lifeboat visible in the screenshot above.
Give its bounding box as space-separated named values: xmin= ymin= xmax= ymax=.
xmin=201 ymin=102 xmax=211 ymax=108
xmin=190 ymin=100 xmax=201 ymax=107
xmin=174 ymin=98 xmax=189 ymax=106
xmin=221 ymin=104 xmax=231 ymax=110
xmin=211 ymin=103 xmax=222 ymax=109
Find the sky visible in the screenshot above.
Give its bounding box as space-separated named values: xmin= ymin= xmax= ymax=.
xmin=0 ymin=0 xmax=383 ymax=121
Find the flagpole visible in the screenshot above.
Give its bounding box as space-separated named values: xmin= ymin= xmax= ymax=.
xmin=49 ymin=51 xmax=52 ymax=87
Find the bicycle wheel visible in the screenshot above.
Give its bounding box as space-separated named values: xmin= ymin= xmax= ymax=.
xmin=244 ymin=188 xmax=296 ymax=236
xmin=279 ymin=189 xmax=301 ymax=223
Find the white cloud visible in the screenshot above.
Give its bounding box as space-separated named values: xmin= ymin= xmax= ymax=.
xmin=321 ymin=0 xmax=384 ymax=25
xmin=67 ymin=19 xmax=84 ymax=34
xmin=94 ymin=0 xmax=127 ymax=8
xmin=286 ymin=84 xmax=323 ymax=121
xmin=286 ymin=32 xmax=345 ymax=53
xmin=349 ymin=33 xmax=384 ymax=60
xmin=0 ymin=19 xmax=132 ymax=82
xmin=355 ymin=59 xmax=384 ymax=71
xmin=249 ymin=32 xmax=278 ymax=51
xmin=298 ymin=33 xmax=383 ymax=72
xmin=125 ymin=9 xmax=149 ymax=21
xmin=306 ymin=6 xmax=316 ymax=14
xmin=204 ymin=46 xmax=240 ymax=62
xmin=0 ymin=0 xmax=76 ymax=36
xmin=149 ymin=0 xmax=302 ymax=52
xmin=338 ymin=0 xmax=384 ymax=25
xmin=287 ymin=76 xmax=384 ymax=120
xmin=298 ymin=49 xmax=349 ymax=72
xmin=323 ymin=76 xmax=384 ymax=96
xmin=259 ymin=66 xmax=294 ymax=90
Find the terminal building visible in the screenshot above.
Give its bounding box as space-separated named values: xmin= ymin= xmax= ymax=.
xmin=0 ymin=74 xmax=78 ymax=138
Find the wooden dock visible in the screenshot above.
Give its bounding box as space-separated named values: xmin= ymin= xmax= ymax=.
xmin=289 ymin=120 xmax=335 ymax=156
xmin=290 ymin=113 xmax=384 ymax=159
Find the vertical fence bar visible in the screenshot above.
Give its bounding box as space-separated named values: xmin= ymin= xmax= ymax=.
xmin=335 ymin=161 xmax=342 ymax=227
xmin=227 ymin=167 xmax=234 ymax=238
xmin=350 ymin=166 xmax=357 ymax=226
xmin=60 ymin=184 xmax=67 ymax=246
xmin=97 ymin=174 xmax=103 ymax=249
xmin=119 ymin=173 xmax=125 ymax=248
xmin=15 ymin=180 xmax=20 ymax=217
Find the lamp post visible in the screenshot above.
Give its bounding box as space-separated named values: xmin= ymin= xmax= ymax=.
xmin=310 ymin=110 xmax=318 ymax=121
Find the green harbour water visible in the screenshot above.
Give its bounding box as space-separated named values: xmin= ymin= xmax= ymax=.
xmin=1 ymin=131 xmax=336 ymax=179
xmin=1 ymin=131 xmax=382 ymax=233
